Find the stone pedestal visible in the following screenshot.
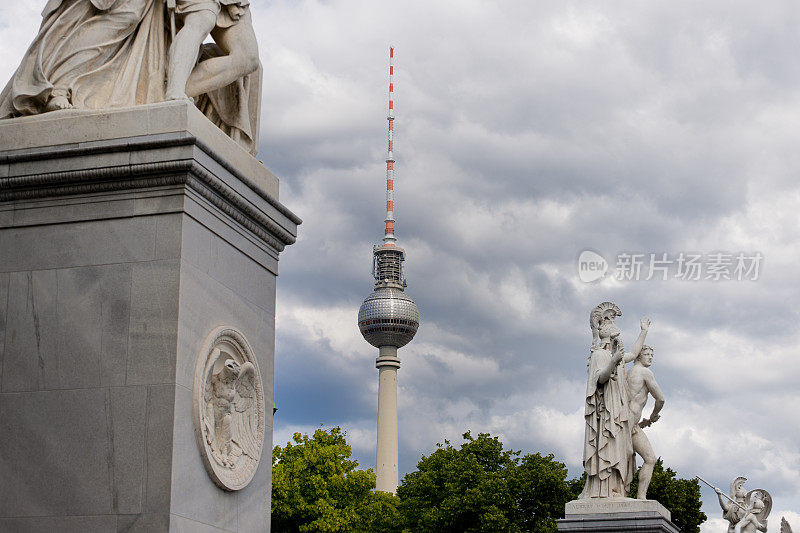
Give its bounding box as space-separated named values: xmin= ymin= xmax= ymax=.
xmin=557 ymin=498 xmax=680 ymax=533
xmin=0 ymin=101 xmax=300 ymax=532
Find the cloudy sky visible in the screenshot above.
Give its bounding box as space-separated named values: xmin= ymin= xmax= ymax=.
xmin=3 ymin=0 xmax=800 ymax=528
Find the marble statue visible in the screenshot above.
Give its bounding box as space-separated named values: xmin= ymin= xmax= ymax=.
xmin=195 ymin=326 xmax=265 ymax=491
xmin=700 ymin=476 xmax=773 ymax=533
xmin=0 ymin=0 xmax=162 ymax=115
xmin=166 ymin=0 xmax=261 ymax=153
xmin=0 ymin=0 xmax=261 ymax=155
xmin=579 ymin=302 xmax=650 ymax=499
xmin=165 ymin=0 xmax=257 ymax=101
xmin=782 ymin=517 xmax=794 ymax=533
xmin=626 ymin=344 xmax=665 ymax=499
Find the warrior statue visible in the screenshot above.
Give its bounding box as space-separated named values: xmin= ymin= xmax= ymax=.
xmin=579 ymin=302 xmax=650 ymax=498
xmin=717 ymin=476 xmax=748 ymax=532
xmin=697 ymin=476 xmax=773 ymax=533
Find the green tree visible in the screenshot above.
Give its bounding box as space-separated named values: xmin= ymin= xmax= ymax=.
xmin=511 ymin=452 xmax=577 ymax=533
xmin=628 ymin=458 xmax=706 ymax=533
xmin=397 ymin=432 xmax=574 ymax=533
xmin=271 ymin=426 xmax=401 ymax=533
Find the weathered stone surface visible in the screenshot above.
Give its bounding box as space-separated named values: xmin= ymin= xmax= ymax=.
xmin=144 ymin=384 xmax=177 ymax=515
xmin=559 ymin=498 xmax=678 ymax=533
xmin=109 ymin=386 xmax=149 ymax=514
xmin=0 ymin=515 xmax=118 ymax=533
xmin=0 ymin=103 xmax=298 ymax=531
xmin=557 ymin=513 xmax=680 ymax=533
xmin=0 ymin=217 xmax=159 ymax=271
xmin=0 ymin=388 xmax=127 ymax=516
xmin=116 ymin=513 xmax=171 ymax=532
xmin=174 ymin=258 xmax=276 ymax=391
xmin=171 ymin=384 xmax=240 ymax=531
xmin=565 ymin=498 xmax=670 ymax=520
xmin=170 ymin=513 xmax=234 ymax=533
xmin=0 ymin=272 xmax=8 ymax=386
xmin=126 ymin=260 xmax=181 ymax=386
xmin=0 ymin=102 xmax=278 ymax=197
xmin=2 ymin=270 xmax=58 ymax=392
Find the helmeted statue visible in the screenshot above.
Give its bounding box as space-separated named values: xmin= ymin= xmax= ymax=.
xmin=579 ymin=302 xmax=650 ymax=498
xmin=717 ymin=476 xmax=748 ymax=532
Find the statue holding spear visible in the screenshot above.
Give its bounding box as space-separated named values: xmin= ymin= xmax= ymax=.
xmin=697 ymin=476 xmax=771 ymax=533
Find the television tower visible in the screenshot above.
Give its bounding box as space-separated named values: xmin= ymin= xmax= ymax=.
xmin=358 ymin=47 xmax=419 ymax=495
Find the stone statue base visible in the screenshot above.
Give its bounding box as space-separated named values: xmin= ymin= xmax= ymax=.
xmin=557 ymin=498 xmax=679 ymax=533
xmin=0 ymin=101 xmax=299 ymax=532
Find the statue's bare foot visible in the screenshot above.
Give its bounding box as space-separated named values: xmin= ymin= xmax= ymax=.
xmin=45 ymin=95 xmax=73 ymax=112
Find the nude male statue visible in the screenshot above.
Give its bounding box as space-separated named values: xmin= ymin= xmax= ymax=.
xmin=625 ymin=342 xmax=665 ymax=499
xmin=166 ymin=0 xmax=259 ymax=101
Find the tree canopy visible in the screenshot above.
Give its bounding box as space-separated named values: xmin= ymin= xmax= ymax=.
xmin=397 ymin=431 xmax=575 ymax=533
xmin=271 ymin=426 xmax=401 ymax=533
xmin=271 ymin=428 xmax=705 ymax=533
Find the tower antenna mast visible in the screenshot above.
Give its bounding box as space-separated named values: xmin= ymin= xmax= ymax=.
xmin=384 ymin=46 xmax=396 ymax=246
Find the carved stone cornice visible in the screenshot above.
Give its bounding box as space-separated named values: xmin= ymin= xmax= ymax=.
xmin=0 ymin=132 xmax=299 ymax=252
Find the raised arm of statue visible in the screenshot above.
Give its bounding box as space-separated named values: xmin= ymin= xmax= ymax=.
xmin=624 ymin=317 xmax=650 ymax=363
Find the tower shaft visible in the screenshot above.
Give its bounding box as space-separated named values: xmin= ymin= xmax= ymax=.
xmin=375 ymin=345 xmax=400 ymax=493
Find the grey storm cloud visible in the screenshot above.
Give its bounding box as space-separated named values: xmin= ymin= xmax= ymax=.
xmin=2 ymin=0 xmax=799 ymax=526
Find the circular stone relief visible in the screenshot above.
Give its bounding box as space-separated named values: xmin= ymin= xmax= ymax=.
xmin=194 ymin=326 xmax=265 ymax=491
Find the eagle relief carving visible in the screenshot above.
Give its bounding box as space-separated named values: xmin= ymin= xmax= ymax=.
xmin=194 ymin=327 xmax=265 ymax=491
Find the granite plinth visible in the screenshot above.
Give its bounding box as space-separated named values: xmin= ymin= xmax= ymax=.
xmin=0 ymin=100 xmax=278 ymax=198
xmin=0 ymin=102 xmax=300 ymax=532
xmin=558 ymin=499 xmax=679 ymax=533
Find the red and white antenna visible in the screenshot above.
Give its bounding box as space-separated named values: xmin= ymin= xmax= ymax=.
xmin=383 ymin=46 xmax=396 ymax=246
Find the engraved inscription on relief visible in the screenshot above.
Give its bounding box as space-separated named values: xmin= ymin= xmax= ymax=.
xmin=194 ymin=326 xmax=265 ymax=491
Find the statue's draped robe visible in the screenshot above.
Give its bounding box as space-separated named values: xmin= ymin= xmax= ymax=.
xmin=195 ymin=43 xmax=260 ymax=155
xmin=0 ymin=0 xmax=259 ymax=155
xmin=580 ymin=347 xmax=636 ymax=498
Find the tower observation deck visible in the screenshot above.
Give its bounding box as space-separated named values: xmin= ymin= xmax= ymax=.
xmin=357 ymin=47 xmax=419 ymax=494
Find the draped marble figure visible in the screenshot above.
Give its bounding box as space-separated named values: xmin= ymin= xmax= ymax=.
xmin=0 ymin=0 xmax=261 ymax=155
xmin=580 ymin=302 xmax=650 ymax=498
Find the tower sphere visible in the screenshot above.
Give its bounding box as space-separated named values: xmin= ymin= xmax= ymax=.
xmin=358 ymin=287 xmax=419 ymax=348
